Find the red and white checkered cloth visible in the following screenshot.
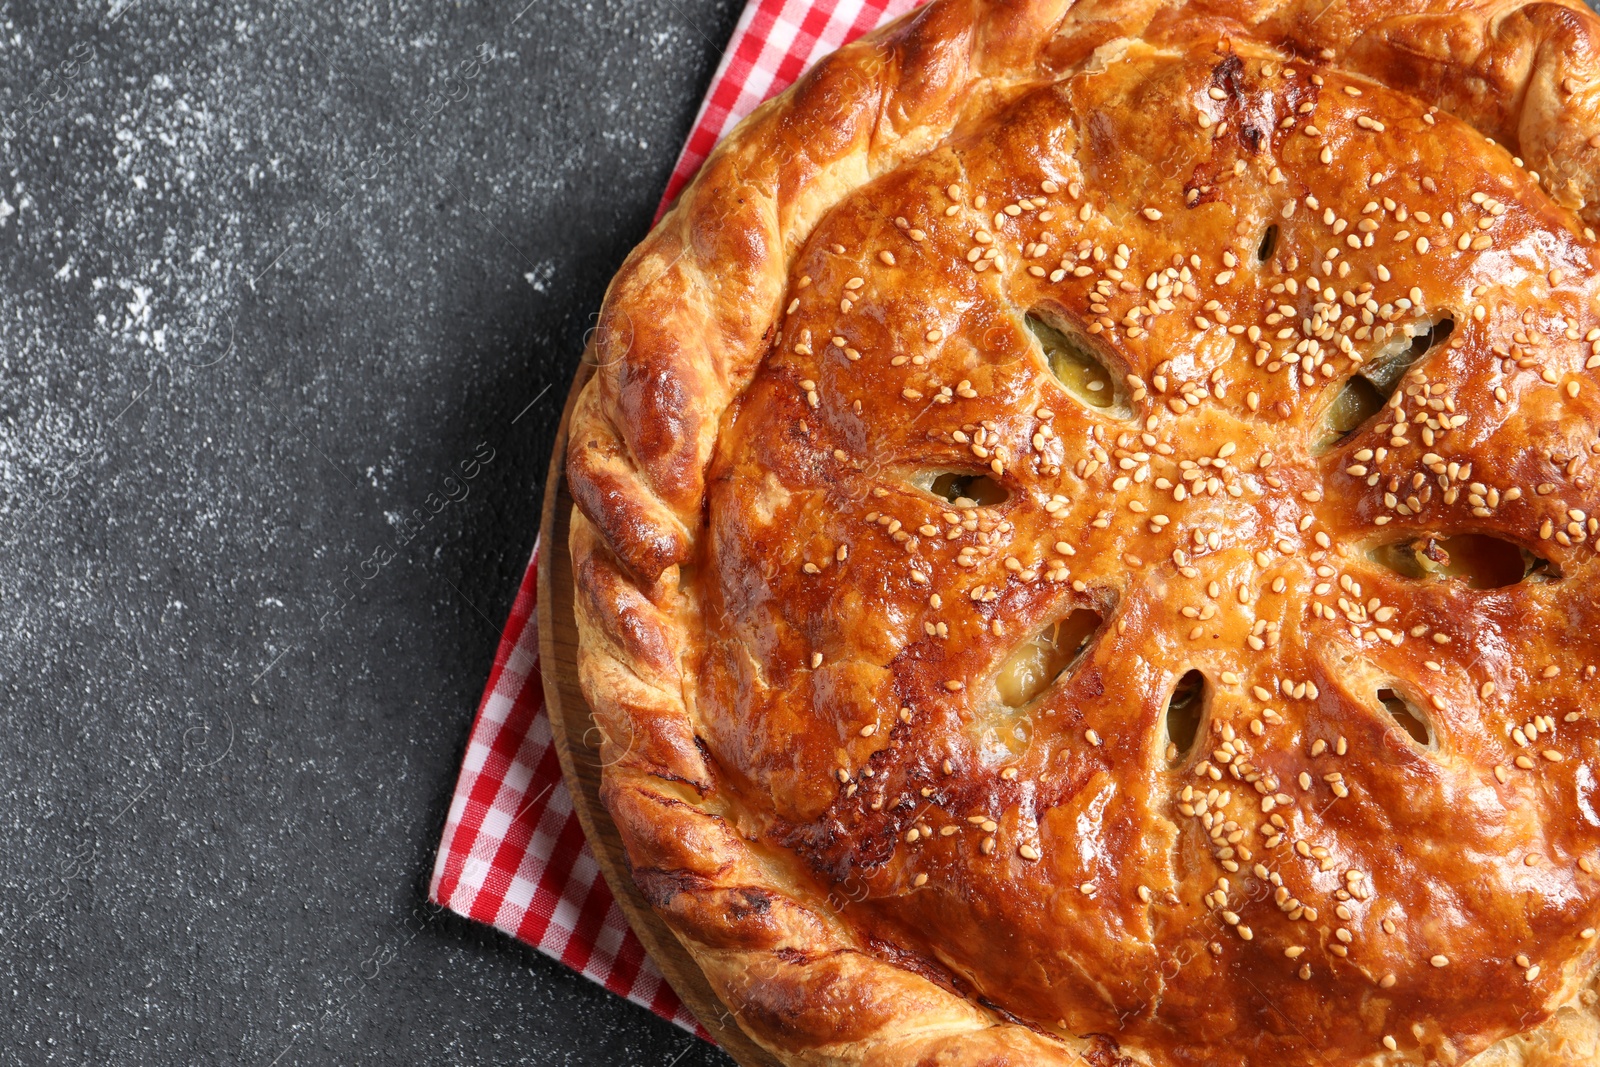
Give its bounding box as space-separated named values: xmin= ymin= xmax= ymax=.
xmin=430 ymin=0 xmax=921 ymax=1038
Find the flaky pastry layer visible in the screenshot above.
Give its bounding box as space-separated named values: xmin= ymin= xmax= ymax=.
xmin=567 ymin=0 xmax=1600 ymax=1063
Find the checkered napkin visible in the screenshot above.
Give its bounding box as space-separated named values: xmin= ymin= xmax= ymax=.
xmin=429 ymin=0 xmax=921 ymax=1036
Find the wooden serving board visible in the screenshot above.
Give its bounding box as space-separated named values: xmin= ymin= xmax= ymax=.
xmin=537 ymin=356 xmax=782 ymax=1067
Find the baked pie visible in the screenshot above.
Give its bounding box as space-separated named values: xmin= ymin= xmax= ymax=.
xmin=566 ymin=0 xmax=1600 ymax=1062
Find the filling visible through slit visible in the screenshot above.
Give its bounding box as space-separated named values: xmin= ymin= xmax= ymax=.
xmin=1163 ymin=670 xmax=1207 ymax=764
xmin=1378 ymin=687 xmax=1432 ymax=747
xmin=1256 ymin=223 xmax=1279 ymax=263
xmin=994 ymin=609 xmax=1103 ymax=708
xmin=916 ymin=470 xmax=1008 ymax=508
xmin=1370 ymin=534 xmax=1555 ymax=589
xmin=1318 ymin=316 xmax=1455 ymax=451
xmin=1026 ymin=310 xmax=1132 ymax=416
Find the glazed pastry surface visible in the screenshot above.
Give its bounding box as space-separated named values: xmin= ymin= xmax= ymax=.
xmin=567 ymin=1 xmax=1600 ymax=1063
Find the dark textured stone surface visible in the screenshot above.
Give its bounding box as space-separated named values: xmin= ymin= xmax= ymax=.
xmin=0 ymin=1 xmax=739 ymax=1062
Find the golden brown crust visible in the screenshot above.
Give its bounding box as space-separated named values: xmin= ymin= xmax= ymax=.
xmin=567 ymin=0 xmax=1600 ymax=1063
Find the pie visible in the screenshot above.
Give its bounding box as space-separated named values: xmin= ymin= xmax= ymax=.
xmin=564 ymin=0 xmax=1600 ymax=1062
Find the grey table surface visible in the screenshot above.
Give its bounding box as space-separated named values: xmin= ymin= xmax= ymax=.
xmin=0 ymin=1 xmax=741 ymax=1063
